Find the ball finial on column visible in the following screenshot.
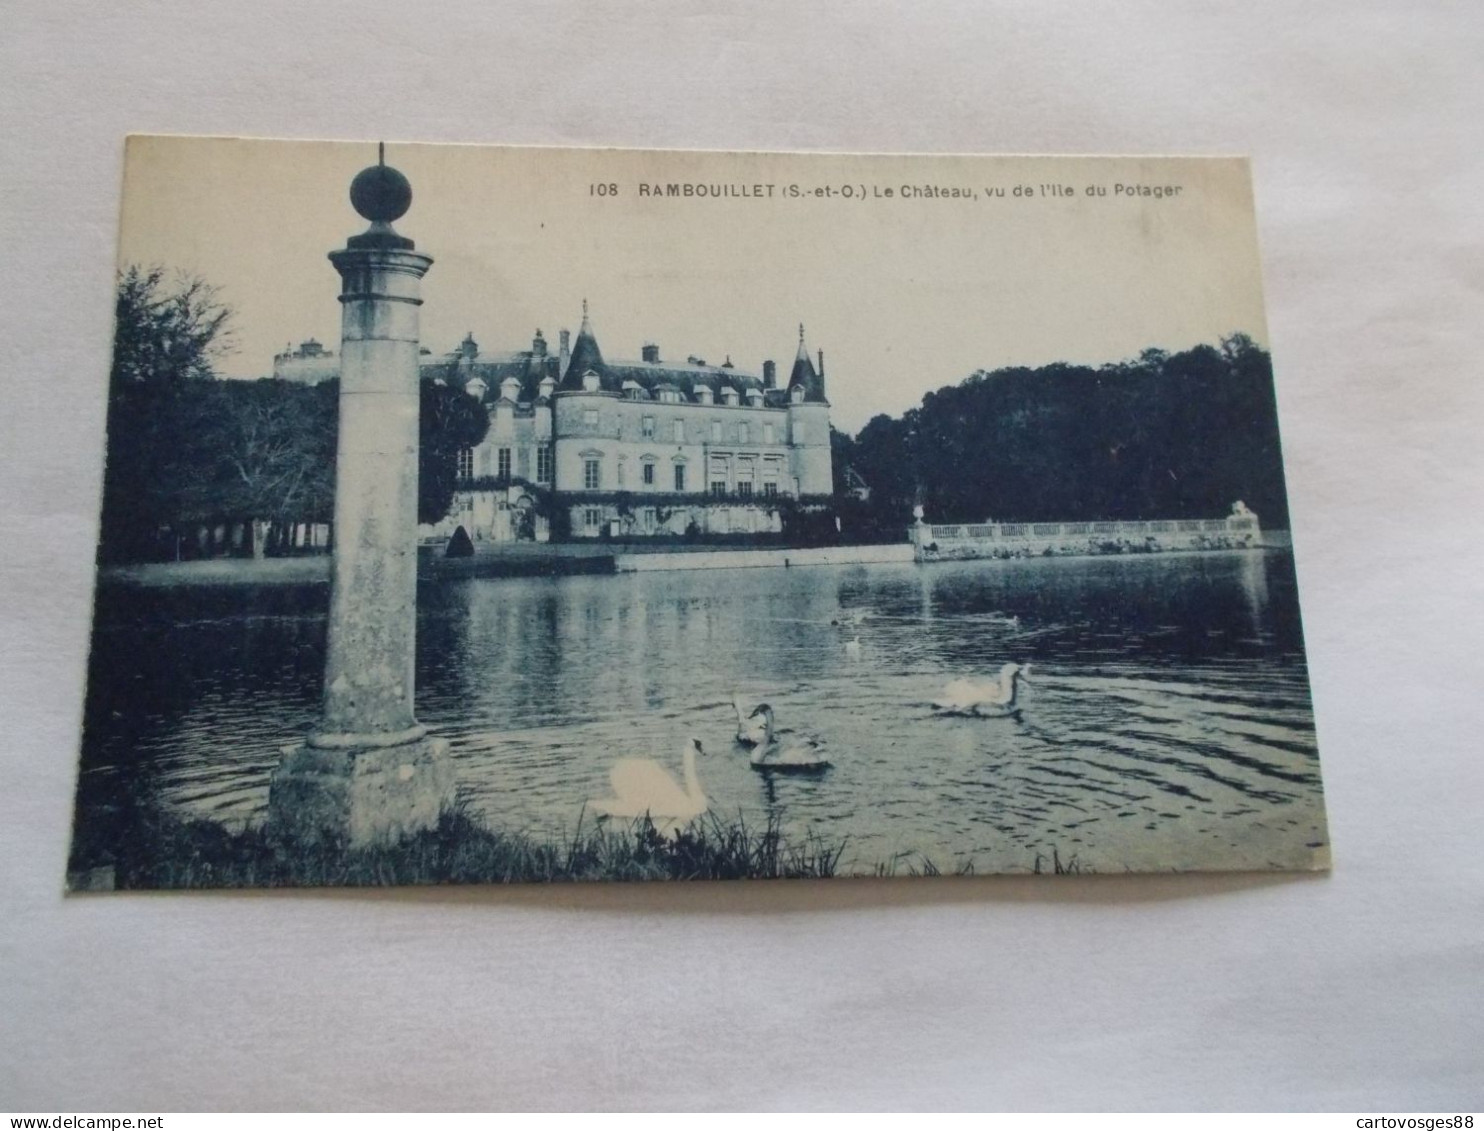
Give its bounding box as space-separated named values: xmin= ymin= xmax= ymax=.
xmin=346 ymin=143 xmax=415 ymax=249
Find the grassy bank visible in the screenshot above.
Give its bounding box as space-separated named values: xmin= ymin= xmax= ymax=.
xmin=68 ymin=802 xmax=850 ymax=890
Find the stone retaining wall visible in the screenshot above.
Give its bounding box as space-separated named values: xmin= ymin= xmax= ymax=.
xmin=614 ymin=543 xmax=915 ymax=572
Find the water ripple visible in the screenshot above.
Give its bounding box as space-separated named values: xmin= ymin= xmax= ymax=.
xmin=77 ymin=549 xmax=1328 ymax=873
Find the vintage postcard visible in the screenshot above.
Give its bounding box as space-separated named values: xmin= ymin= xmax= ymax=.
xmin=67 ymin=137 xmax=1329 ymax=889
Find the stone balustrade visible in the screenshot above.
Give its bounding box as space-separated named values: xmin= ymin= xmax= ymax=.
xmin=911 ymin=508 xmax=1262 ymax=562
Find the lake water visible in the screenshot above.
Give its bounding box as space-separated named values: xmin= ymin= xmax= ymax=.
xmin=77 ymin=550 xmax=1329 ymax=874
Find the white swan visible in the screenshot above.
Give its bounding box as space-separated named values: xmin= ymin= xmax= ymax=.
xmin=735 ymin=704 xmax=833 ymax=771
xmin=933 ymin=662 xmax=1033 ymax=716
xmin=733 ymin=697 xmax=771 ymax=746
xmin=588 ymin=738 xmax=709 ymax=834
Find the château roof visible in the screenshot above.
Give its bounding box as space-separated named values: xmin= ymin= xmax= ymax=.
xmin=562 ymin=300 xmax=606 ymax=387
xmin=552 ymin=303 xmax=815 ymax=405
xmin=282 ymin=309 xmax=825 ymax=409
xmin=429 ymin=344 xmax=560 ymax=405
xmin=787 ymin=324 xmax=827 ymax=403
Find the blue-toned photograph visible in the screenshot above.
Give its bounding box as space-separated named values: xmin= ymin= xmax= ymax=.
xmin=68 ymin=138 xmax=1328 ymax=887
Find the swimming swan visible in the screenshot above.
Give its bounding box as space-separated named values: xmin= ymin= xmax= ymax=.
xmin=588 ymin=739 xmax=709 ymax=833
xmin=933 ymin=662 xmax=1033 ymax=716
xmin=733 ymin=697 xmax=772 ymax=746
xmin=740 ymin=705 xmax=832 ymax=771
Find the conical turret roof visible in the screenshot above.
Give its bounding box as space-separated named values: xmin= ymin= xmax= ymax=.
xmin=561 ymin=299 xmax=608 ymax=388
xmin=787 ymin=323 xmax=827 ymax=402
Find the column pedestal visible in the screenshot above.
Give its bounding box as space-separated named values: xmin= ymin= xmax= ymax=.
xmin=269 ymin=733 xmax=454 ymax=849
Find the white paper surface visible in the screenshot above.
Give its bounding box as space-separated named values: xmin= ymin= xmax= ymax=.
xmin=1 ymin=0 xmax=1480 ymax=1112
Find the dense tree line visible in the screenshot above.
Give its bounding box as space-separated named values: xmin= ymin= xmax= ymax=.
xmin=838 ymin=334 xmax=1292 ymax=533
xmin=99 ymin=267 xmax=488 ymax=563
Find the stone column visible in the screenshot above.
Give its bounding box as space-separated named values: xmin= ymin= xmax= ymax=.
xmin=268 ymin=153 xmax=454 ymax=849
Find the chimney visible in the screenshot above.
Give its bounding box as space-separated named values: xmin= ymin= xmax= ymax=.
xmin=532 ymin=328 xmax=547 ymax=357
xmin=460 ymin=331 xmax=478 ymax=360
xmin=559 ymin=328 xmax=571 ymax=377
xmin=762 ymin=359 xmax=776 ymax=389
xmin=642 ymin=342 xmax=660 ymax=364
xmin=817 ymin=348 xmax=824 ymax=376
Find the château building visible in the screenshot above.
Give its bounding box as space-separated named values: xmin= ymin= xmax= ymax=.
xmin=274 ymin=304 xmax=834 ymax=543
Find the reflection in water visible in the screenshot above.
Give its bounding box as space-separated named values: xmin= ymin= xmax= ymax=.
xmin=77 ymin=550 xmax=1328 ymax=874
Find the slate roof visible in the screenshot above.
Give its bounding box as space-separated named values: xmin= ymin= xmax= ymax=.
xmin=563 ymin=304 xmax=606 ymax=387
xmin=421 ymin=307 xmax=822 ymax=408
xmin=427 ymin=350 xmax=560 ymax=403
xmin=787 ymin=325 xmax=827 ymax=403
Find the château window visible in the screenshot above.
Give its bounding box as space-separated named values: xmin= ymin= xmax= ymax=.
xmin=456 ymin=447 xmax=474 ymax=480
xmin=642 ymin=462 xmax=655 ymax=486
xmin=642 ymin=415 xmax=655 ymax=438
xmin=583 ymin=508 xmax=602 ymax=532
xmin=710 ymin=420 xmax=723 ymax=442
xmin=584 ymin=459 xmax=601 ymax=491
xmin=739 ymin=423 xmax=749 ymax=444
xmin=763 ymin=423 xmax=775 ymax=445
xmin=762 ymin=482 xmax=777 ymax=499
xmin=497 ymin=447 xmax=512 ymax=480
xmin=617 ymin=459 xmax=627 ymax=487
xmin=672 ymin=420 xmax=684 ymax=444
xmin=710 ymin=480 xmax=727 ymax=498
xmin=583 ymin=408 xmax=599 ymax=428
xmin=674 ymin=464 xmax=686 ymax=492
xmin=536 ymin=446 xmax=553 ymax=483
xmin=794 ymin=423 xmax=806 ymax=444
xmin=737 ymin=481 xmax=753 ymax=498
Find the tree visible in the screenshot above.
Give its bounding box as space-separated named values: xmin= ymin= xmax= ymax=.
xmin=214 ymin=380 xmax=336 ymax=557
xmin=99 ymin=265 xmax=495 ymax=559
xmin=99 ymin=267 xmax=237 ymax=562
xmin=418 ymin=379 xmax=491 ymax=525
xmin=839 ymin=334 xmax=1292 ymax=534
xmin=111 ymin=266 xmax=235 ymax=388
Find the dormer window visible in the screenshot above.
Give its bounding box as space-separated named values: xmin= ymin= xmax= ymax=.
xmin=722 ymin=387 xmax=740 ymax=406
xmin=746 ymin=387 xmax=764 ymax=406
xmin=500 ymin=377 xmax=521 ymax=402
xmin=582 ymin=368 xmax=601 ymax=392
xmin=696 ymin=385 xmax=713 ymax=405
xmin=790 ymin=384 xmax=805 ymax=404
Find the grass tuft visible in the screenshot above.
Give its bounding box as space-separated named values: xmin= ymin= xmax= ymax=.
xmin=69 ymin=797 xmax=849 ymax=889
